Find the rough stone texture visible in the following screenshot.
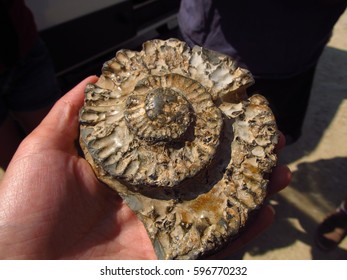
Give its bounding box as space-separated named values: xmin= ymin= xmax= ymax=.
xmin=79 ymin=38 xmax=278 ymax=259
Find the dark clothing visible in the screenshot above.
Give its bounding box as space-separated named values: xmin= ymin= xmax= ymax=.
xmin=0 ymin=0 xmax=61 ymax=123
xmin=249 ymin=66 xmax=316 ymax=143
xmin=178 ymin=0 xmax=347 ymax=79
xmin=0 ymin=39 xmax=61 ymax=122
xmin=178 ymin=0 xmax=347 ymax=142
xmin=0 ymin=0 xmax=38 ymax=72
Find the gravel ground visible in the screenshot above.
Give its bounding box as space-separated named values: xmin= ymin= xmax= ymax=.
xmin=1 ymin=9 xmax=347 ymax=260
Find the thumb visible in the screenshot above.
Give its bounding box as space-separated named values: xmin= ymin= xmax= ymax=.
xmin=28 ymin=76 xmax=98 ymax=152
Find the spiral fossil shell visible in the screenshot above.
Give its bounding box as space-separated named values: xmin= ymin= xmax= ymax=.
xmin=79 ymin=38 xmax=278 ymax=259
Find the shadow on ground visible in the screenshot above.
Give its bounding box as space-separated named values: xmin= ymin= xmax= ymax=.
xmin=230 ymin=46 xmax=347 ymax=260
xmin=281 ymin=46 xmax=347 ymax=164
xmin=232 ymin=157 xmax=347 ymax=260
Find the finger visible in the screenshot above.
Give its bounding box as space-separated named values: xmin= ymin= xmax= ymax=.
xmin=235 ymin=205 xmax=275 ymax=248
xmin=43 ymin=75 xmax=98 ymax=130
xmin=58 ymin=75 xmax=99 ymax=110
xmin=211 ymin=205 xmax=275 ymax=259
xmin=275 ymin=131 xmax=286 ymax=152
xmin=30 ymin=76 xmax=98 ymax=151
xmin=267 ymin=164 xmax=292 ymax=196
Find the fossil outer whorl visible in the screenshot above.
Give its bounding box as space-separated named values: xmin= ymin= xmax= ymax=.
xmin=79 ymin=38 xmax=278 ymax=259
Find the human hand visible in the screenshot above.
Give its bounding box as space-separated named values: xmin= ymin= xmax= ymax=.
xmin=0 ymin=76 xmax=155 ymax=259
xmin=0 ymin=76 xmax=291 ymax=259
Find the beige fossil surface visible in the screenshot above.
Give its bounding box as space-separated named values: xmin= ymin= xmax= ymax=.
xmin=79 ymin=38 xmax=278 ymax=259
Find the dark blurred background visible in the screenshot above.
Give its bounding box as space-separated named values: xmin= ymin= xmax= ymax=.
xmin=27 ymin=0 xmax=181 ymax=92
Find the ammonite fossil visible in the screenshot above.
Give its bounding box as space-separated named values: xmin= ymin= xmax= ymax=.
xmin=79 ymin=38 xmax=278 ymax=259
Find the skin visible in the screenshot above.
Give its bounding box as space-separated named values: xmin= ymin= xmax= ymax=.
xmin=0 ymin=76 xmax=291 ymax=259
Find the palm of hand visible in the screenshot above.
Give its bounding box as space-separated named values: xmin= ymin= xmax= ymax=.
xmin=0 ymin=76 xmax=155 ymax=259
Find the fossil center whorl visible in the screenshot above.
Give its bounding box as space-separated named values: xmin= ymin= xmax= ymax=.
xmin=125 ymin=85 xmax=192 ymax=142
xmin=118 ymin=73 xmax=223 ymax=188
